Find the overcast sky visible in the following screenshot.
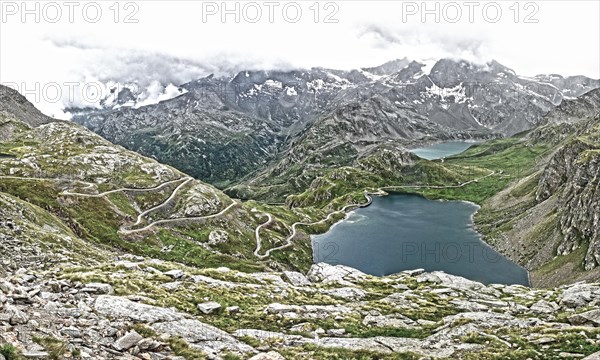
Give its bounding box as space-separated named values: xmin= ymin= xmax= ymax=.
xmin=1 ymin=0 xmax=599 ymax=118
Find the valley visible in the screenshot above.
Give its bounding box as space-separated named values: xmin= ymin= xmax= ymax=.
xmin=71 ymin=59 xmax=599 ymax=193
xmin=1 ymin=61 xmax=600 ymax=359
xmin=2 ymin=0 xmax=599 ymax=356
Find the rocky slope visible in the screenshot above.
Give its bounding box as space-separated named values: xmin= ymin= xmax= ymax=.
xmin=0 ymin=84 xmax=322 ymax=275
xmin=535 ymin=115 xmax=600 ymax=269
xmin=0 ymin=86 xmax=54 ymax=128
xmin=455 ymin=91 xmax=600 ymax=287
xmin=70 ymin=59 xmax=599 ymax=187
xmin=3 ymin=257 xmax=600 ymax=359
xmin=542 ymin=89 xmax=600 ymax=125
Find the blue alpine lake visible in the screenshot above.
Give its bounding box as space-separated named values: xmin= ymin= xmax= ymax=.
xmin=312 ymin=194 xmax=530 ymax=286
xmin=410 ymin=141 xmax=477 ymax=160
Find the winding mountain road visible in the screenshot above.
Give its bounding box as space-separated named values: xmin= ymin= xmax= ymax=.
xmin=253 ymin=213 xmax=274 ymax=257
xmin=0 ymin=174 xmax=236 ymax=234
xmin=63 ymin=175 xmax=238 ymax=234
xmin=62 ymin=177 xmax=190 ymax=198
xmin=61 ymin=175 xmax=237 ymax=235
xmin=118 ymin=177 xmax=193 ymax=230
xmin=119 ymin=200 xmax=238 ymax=235
xmin=254 ymin=192 xmax=373 ymax=259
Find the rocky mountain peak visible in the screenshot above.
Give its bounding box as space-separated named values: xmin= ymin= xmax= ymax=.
xmin=390 ymin=60 xmax=426 ymax=82
xmin=362 ymin=57 xmax=412 ymax=76
xmin=0 ymin=85 xmax=54 ymax=127
xmin=99 ymin=86 xmax=138 ymax=108
xmin=429 ymin=58 xmax=516 ymax=88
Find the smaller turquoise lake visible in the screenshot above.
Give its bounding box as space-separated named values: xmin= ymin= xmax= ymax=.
xmin=409 ymin=141 xmax=477 ymax=160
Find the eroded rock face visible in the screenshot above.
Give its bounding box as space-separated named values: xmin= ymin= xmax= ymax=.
xmin=283 ymin=271 xmax=311 ymax=287
xmin=569 ymin=309 xmax=600 ymax=326
xmin=208 ymin=230 xmax=229 ymax=245
xmin=536 ymin=118 xmax=600 ymax=270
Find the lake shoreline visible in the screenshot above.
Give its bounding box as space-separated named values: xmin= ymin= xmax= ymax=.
xmin=312 ymin=192 xmax=531 ymax=287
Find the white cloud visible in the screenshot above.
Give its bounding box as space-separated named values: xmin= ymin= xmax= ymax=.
xmin=1 ymin=0 xmax=598 ymax=118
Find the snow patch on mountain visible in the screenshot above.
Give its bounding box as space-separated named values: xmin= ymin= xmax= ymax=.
xmin=264 ymin=80 xmax=283 ymax=89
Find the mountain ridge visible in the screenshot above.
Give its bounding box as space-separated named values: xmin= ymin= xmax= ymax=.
xmin=69 ymin=58 xmax=599 ymax=188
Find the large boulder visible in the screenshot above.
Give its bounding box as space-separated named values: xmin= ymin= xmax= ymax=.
xmin=568 ymin=309 xmax=600 ymax=326
xmin=152 ymin=319 xmax=255 ymax=355
xmin=94 ymin=295 xmax=183 ymax=323
xmin=416 ymin=271 xmax=484 ymax=291
xmin=197 ymin=301 xmax=221 ymax=314
xmin=530 ymin=300 xmax=560 ymax=314
xmin=307 ymin=263 xmax=367 ymax=284
xmin=558 ymin=283 xmax=599 ymax=309
xmin=283 ymin=271 xmax=311 ymax=287
xmin=322 ymin=287 xmax=366 ymax=300
xmin=82 ymin=283 xmax=114 ymax=295
xmin=114 ymin=331 xmax=143 ymax=351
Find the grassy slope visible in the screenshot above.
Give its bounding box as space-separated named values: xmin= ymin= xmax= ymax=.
xmin=0 ymin=117 xmax=260 ymax=272
xmin=415 ymin=137 xmax=552 ymax=203
xmin=283 ymin=135 xmax=550 ymax=211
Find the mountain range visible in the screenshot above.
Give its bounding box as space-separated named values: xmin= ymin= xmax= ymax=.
xmin=70 ymin=58 xmax=599 ymax=189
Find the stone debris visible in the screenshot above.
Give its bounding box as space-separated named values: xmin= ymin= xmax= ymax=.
xmin=1 ymin=262 xmax=600 ymax=359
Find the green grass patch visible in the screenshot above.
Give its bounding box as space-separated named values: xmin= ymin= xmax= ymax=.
xmin=32 ymin=336 xmax=68 ymax=360
xmin=0 ymin=344 xmax=25 ymax=360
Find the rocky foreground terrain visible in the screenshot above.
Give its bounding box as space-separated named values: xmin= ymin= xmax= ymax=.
xmin=2 ymin=258 xmax=600 ymax=360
